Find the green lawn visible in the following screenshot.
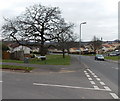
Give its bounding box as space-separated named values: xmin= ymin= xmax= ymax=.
xmin=2 ymin=59 xmax=24 ymax=63
xmin=1 ymin=65 xmax=34 ymax=71
xmin=105 ymin=56 xmax=119 ymax=61
xmin=30 ymin=55 xmax=71 ymax=65
xmin=2 ymin=55 xmax=71 ymax=65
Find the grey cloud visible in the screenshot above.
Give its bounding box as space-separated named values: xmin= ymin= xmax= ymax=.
xmin=0 ymin=0 xmax=118 ymax=41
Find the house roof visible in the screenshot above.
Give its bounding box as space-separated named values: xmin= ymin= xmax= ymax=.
xmin=70 ymin=48 xmax=80 ymax=50
xmin=102 ymin=44 xmax=111 ymax=48
xmin=8 ymin=43 xmax=19 ymax=48
xmin=8 ymin=43 xmax=32 ymax=49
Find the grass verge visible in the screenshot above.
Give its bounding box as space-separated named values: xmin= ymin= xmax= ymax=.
xmin=2 ymin=59 xmax=23 ymax=63
xmin=105 ymin=56 xmax=120 ymax=61
xmin=1 ymin=65 xmax=34 ymax=72
xmin=30 ymin=55 xmax=71 ymax=65
xmin=2 ymin=55 xmax=71 ymax=65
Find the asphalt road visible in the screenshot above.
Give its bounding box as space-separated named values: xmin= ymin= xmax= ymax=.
xmin=2 ymin=55 xmax=119 ymax=99
xmin=79 ymin=55 xmax=118 ymax=94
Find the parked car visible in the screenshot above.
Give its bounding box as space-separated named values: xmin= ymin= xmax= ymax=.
xmin=95 ymin=54 xmax=105 ymax=61
xmin=109 ymin=51 xmax=120 ymax=56
xmin=36 ymin=55 xmax=46 ymax=60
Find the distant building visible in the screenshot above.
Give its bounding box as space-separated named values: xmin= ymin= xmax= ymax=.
xmin=12 ymin=45 xmax=31 ymax=54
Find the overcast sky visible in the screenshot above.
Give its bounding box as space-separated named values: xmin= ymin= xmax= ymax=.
xmin=0 ymin=0 xmax=119 ymax=41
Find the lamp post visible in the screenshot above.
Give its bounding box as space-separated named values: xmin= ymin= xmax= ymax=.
xmin=79 ymin=22 xmax=86 ymax=64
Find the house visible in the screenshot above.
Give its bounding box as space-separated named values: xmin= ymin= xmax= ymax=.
xmin=13 ymin=45 xmax=31 ymax=54
xmin=48 ymin=49 xmax=63 ymax=53
xmin=8 ymin=43 xmax=31 ymax=54
xmin=8 ymin=43 xmax=32 ymax=60
xmin=69 ymin=48 xmax=86 ymax=54
xmin=69 ymin=48 xmax=80 ymax=54
xmin=102 ymin=44 xmax=117 ymax=52
xmin=102 ymin=44 xmax=110 ymax=52
xmin=31 ymin=47 xmax=39 ymax=52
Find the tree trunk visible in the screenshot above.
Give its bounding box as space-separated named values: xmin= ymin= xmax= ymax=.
xmin=40 ymin=44 xmax=45 ymax=56
xmin=62 ymin=48 xmax=65 ymax=58
xmin=40 ymin=23 xmax=45 ymax=56
xmin=39 ymin=34 xmax=45 ymax=56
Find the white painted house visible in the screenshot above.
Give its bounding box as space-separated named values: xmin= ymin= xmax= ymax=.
xmin=13 ymin=45 xmax=31 ymax=54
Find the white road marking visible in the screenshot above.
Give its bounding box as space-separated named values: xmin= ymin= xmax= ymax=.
xmin=104 ymin=86 xmax=112 ymax=91
xmin=87 ymin=69 xmax=93 ymax=73
xmin=33 ymin=83 xmax=109 ymax=91
xmin=109 ymin=93 xmax=119 ymax=99
xmin=88 ymin=78 xmax=92 ymax=80
xmin=86 ymin=75 xmax=90 ymax=77
xmin=85 ymin=73 xmax=89 ymax=75
xmin=84 ymin=65 xmax=118 ymax=99
xmin=91 ymin=73 xmax=95 ymax=75
xmin=112 ymin=67 xmax=118 ymax=70
xmin=88 ymin=70 xmax=92 ymax=73
xmin=90 ymin=72 xmax=93 ymax=74
xmin=93 ymin=86 xmax=99 ymax=89
xmin=87 ymin=69 xmax=90 ymax=71
xmin=96 ymin=78 xmax=101 ymax=81
xmin=84 ymin=71 xmax=87 ymax=73
xmin=89 ymin=70 xmax=92 ymax=72
xmin=93 ymin=75 xmax=98 ymax=78
xmin=0 ymin=81 xmax=2 ymax=83
xmin=90 ymin=71 xmax=93 ymax=74
xmin=84 ymin=64 xmax=117 ymax=98
xmin=90 ymin=81 xmax=96 ymax=85
xmin=100 ymin=82 xmax=105 ymax=85
xmin=87 ymin=69 xmax=92 ymax=73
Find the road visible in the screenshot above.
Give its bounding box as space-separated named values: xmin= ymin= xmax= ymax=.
xmin=2 ymin=55 xmax=119 ymax=99
xmin=79 ymin=55 xmax=118 ymax=94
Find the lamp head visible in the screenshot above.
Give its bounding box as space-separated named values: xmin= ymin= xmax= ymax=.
xmin=81 ymin=22 xmax=86 ymax=24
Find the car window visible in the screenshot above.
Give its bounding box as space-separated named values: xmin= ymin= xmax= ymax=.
xmin=97 ymin=55 xmax=103 ymax=57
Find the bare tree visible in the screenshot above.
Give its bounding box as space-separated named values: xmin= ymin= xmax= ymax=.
xmin=90 ymin=36 xmax=102 ymax=53
xmin=65 ymin=35 xmax=78 ymax=54
xmin=2 ymin=18 xmax=22 ymax=44
xmin=1 ymin=4 xmax=65 ymax=56
xmin=53 ymin=19 xmax=75 ymax=58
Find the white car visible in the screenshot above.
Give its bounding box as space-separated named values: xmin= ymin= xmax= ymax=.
xmin=95 ymin=54 xmax=104 ymax=61
xmin=36 ymin=56 xmax=46 ymax=60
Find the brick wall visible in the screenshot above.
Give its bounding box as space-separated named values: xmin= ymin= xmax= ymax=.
xmin=2 ymin=51 xmax=10 ymax=59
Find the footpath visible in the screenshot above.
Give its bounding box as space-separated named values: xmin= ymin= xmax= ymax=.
xmin=106 ymin=59 xmax=119 ymax=63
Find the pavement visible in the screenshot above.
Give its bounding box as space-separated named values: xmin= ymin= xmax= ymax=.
xmin=1 ymin=55 xmax=119 ymax=99
xmin=2 ymin=62 xmax=65 ymax=73
xmin=105 ymin=59 xmax=119 ymax=63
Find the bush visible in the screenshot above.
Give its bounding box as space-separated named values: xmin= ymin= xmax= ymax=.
xmin=2 ymin=44 xmax=9 ymax=51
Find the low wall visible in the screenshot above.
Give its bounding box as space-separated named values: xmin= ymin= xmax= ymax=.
xmin=2 ymin=51 xmax=10 ymax=59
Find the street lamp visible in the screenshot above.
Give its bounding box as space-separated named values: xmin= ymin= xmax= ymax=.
xmin=79 ymin=22 xmax=86 ymax=64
